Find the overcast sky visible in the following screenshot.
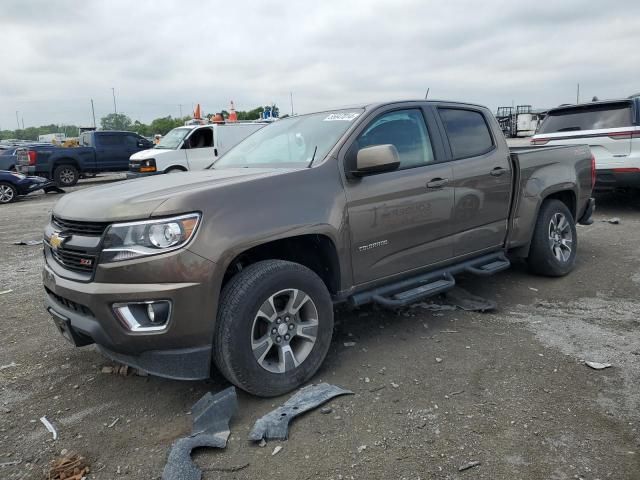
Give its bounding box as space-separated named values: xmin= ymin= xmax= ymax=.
xmin=2 ymin=0 xmax=639 ymax=129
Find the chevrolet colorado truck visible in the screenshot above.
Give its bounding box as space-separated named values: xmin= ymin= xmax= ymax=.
xmin=18 ymin=131 xmax=153 ymax=186
xmin=42 ymin=100 xmax=595 ymax=397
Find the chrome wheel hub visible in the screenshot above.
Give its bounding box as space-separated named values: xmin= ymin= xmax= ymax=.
xmin=0 ymin=185 xmax=14 ymax=203
xmin=548 ymin=212 xmax=573 ymax=263
xmin=251 ymin=288 xmax=319 ymax=374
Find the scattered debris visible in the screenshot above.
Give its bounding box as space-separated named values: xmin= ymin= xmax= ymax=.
xmin=412 ymin=287 xmax=495 ymax=312
xmin=435 ymin=357 xmax=443 ymax=363
xmin=343 ymin=341 xmax=356 ymax=347
xmin=606 ymin=217 xmax=620 ymax=224
xmin=258 ymin=439 xmax=266 ymax=448
xmin=271 ymin=446 xmax=283 ymax=456
xmin=444 ymin=287 xmax=496 ymax=312
xmin=0 ymin=289 xmax=12 ymax=295
xmin=586 ymin=361 xmax=612 ymax=370
xmin=12 ymin=239 xmax=42 ymax=246
xmin=320 ymin=407 xmax=333 ymax=415
xmin=249 ymin=383 xmax=353 ymax=441
xmin=107 ymin=417 xmax=120 ymax=428
xmin=440 ymin=330 xmax=459 ymax=333
xmin=203 ymin=462 xmax=249 ymax=473
xmin=529 ymin=287 xmax=539 ymax=292
xmin=458 ymin=460 xmax=481 ymax=471
xmin=390 ymin=382 xmax=399 ymax=389
xmin=0 ymin=459 xmax=22 ymax=468
xmin=40 ymin=416 xmax=58 ymax=440
xmin=357 ymin=445 xmax=367 ymax=453
xmin=100 ymin=363 xmax=147 ymax=377
xmin=447 ymin=390 xmax=465 ymax=397
xmin=369 ymin=385 xmax=386 ymax=393
xmin=0 ymin=362 xmax=18 ymax=370
xmin=162 ymin=387 xmax=237 ymax=480
xmin=47 ymin=453 xmax=90 ymax=480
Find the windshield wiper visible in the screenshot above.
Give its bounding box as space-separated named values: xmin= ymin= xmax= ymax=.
xmin=307 ymin=146 xmax=318 ymax=168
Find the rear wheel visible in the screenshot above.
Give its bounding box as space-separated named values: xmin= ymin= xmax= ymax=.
xmin=53 ymin=165 xmax=79 ymax=187
xmin=213 ymin=260 xmax=334 ymax=397
xmin=527 ymin=199 xmax=577 ymax=276
xmin=0 ymin=182 xmax=17 ymax=204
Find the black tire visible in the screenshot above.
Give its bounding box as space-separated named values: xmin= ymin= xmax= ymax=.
xmin=0 ymin=182 xmax=18 ymax=204
xmin=53 ymin=164 xmax=79 ymax=187
xmin=214 ymin=260 xmax=334 ymax=397
xmin=527 ymin=199 xmax=577 ymax=277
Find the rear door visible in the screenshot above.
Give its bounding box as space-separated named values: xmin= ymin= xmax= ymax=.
xmin=534 ymin=102 xmax=634 ymax=170
xmin=185 ymin=126 xmax=216 ymax=170
xmin=343 ymin=106 xmax=455 ymax=285
xmin=436 ymin=106 xmax=512 ymax=257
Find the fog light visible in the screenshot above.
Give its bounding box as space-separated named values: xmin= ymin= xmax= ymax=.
xmin=113 ymin=300 xmax=171 ymax=332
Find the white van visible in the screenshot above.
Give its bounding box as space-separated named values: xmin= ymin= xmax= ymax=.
xmin=128 ymin=122 xmax=267 ymax=177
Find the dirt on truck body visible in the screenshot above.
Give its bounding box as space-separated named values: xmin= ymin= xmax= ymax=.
xmin=41 ymin=100 xmax=595 ymax=396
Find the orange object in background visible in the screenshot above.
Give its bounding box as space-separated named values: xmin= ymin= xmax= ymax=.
xmin=228 ymin=100 xmax=238 ymax=122
xmin=211 ymin=113 xmax=224 ymax=123
xmin=193 ymin=104 xmax=202 ymax=120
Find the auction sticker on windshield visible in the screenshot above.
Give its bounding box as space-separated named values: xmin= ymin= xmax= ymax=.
xmin=324 ymin=112 xmax=360 ymax=121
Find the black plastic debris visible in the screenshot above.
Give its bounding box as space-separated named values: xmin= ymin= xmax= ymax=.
xmin=443 ymin=287 xmax=496 ymax=312
xmin=162 ymin=387 xmax=237 ymax=480
xmin=12 ymin=239 xmax=42 ymax=246
xmin=248 ymin=383 xmax=352 ymax=442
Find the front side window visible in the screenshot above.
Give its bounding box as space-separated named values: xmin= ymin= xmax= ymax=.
xmin=187 ymin=128 xmax=213 ymax=149
xmin=356 ymin=109 xmax=435 ymax=169
xmin=439 ymin=108 xmax=494 ymax=159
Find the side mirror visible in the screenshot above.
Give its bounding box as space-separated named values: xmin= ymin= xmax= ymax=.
xmin=352 ymin=144 xmax=400 ymax=176
xmin=137 ymin=141 xmax=145 ymax=148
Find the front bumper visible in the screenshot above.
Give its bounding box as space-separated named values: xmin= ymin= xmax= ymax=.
xmin=42 ymin=250 xmax=221 ymax=380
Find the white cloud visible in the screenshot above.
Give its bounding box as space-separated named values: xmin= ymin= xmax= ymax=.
xmin=1 ymin=0 xmax=639 ymax=128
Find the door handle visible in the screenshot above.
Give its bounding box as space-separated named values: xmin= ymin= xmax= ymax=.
xmin=426 ymin=177 xmax=449 ymax=188
xmin=490 ymin=167 xmax=507 ymax=176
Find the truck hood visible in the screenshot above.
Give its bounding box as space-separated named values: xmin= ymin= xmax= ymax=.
xmin=53 ymin=168 xmax=290 ymax=222
xmin=130 ymin=148 xmax=177 ymax=160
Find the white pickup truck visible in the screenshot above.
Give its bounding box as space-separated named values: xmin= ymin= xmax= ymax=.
xmin=128 ymin=122 xmax=266 ymax=177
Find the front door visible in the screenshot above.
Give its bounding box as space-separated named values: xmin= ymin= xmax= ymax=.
xmin=344 ymin=108 xmax=455 ymax=285
xmin=437 ymin=107 xmax=512 ymax=256
xmin=185 ymin=127 xmax=216 ymax=170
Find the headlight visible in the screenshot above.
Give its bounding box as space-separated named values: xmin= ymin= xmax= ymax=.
xmin=101 ymin=213 xmax=200 ymax=262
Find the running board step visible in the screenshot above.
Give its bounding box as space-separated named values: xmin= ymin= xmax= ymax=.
xmin=372 ymin=273 xmax=455 ymax=309
xmin=465 ymin=255 xmax=510 ymax=276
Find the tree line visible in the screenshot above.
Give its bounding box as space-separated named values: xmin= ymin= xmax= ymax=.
xmin=0 ymin=105 xmax=274 ymax=141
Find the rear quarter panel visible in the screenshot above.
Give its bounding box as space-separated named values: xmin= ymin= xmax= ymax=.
xmin=507 ymin=145 xmax=592 ymax=250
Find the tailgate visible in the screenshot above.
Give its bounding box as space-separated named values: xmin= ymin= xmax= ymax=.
xmin=16 ymin=148 xmax=31 ymax=172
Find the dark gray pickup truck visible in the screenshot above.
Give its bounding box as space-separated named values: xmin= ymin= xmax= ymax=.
xmin=41 ymin=100 xmax=595 ymax=396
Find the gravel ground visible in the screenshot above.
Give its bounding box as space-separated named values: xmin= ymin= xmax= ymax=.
xmin=0 ymin=175 xmax=638 ymax=480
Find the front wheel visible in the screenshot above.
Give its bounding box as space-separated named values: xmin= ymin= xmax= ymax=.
xmin=0 ymin=182 xmax=18 ymax=204
xmin=527 ymin=199 xmax=577 ymax=277
xmin=213 ymin=260 xmax=334 ymax=397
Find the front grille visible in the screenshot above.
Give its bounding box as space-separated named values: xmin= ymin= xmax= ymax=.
xmin=52 ymin=216 xmax=109 ymax=236
xmin=49 ymin=247 xmax=97 ymax=273
xmin=45 ymin=287 xmax=94 ymax=317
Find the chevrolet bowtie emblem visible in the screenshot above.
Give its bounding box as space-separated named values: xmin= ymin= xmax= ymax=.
xmin=49 ymin=232 xmax=68 ymax=250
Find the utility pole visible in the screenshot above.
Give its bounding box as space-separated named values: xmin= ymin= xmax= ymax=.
xmin=112 ymin=87 xmax=117 ymax=114
xmin=15 ymin=111 xmax=20 ymax=130
xmin=576 ymin=83 xmax=580 ymax=104
xmin=21 ymin=117 xmax=24 ymax=130
xmin=90 ymin=99 xmax=96 ymax=128
xmin=425 ymin=88 xmax=430 ymax=99
xmin=290 ymin=92 xmax=294 ymax=116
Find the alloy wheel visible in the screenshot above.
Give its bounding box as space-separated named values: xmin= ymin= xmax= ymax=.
xmin=548 ymin=212 xmax=572 ymax=263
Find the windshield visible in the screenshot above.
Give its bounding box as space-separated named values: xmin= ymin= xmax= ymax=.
xmin=213 ymin=109 xmax=363 ymax=169
xmin=155 ymin=127 xmax=191 ymax=149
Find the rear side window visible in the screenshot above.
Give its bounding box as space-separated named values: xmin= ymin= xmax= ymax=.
xmin=98 ymin=135 xmax=125 ymax=146
xmin=439 ymin=108 xmax=494 ymax=159
xmin=539 ymin=103 xmax=632 ymax=133
xmin=357 ymin=109 xmax=435 ymax=169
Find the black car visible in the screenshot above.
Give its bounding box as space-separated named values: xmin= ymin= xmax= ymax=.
xmin=0 ymin=170 xmax=64 ymax=204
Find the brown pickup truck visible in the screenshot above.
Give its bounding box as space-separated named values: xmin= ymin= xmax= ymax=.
xmin=42 ymin=100 xmax=595 ymax=396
